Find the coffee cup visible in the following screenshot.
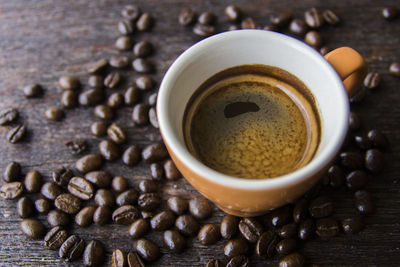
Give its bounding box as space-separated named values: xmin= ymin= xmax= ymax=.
xmin=157 ymin=30 xmax=367 ymax=217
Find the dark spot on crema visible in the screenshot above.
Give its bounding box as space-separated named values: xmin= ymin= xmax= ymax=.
xmin=224 ymin=102 xmax=260 ymax=118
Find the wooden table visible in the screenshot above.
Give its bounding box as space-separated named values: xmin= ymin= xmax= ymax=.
xmin=0 ymin=0 xmax=399 ymax=266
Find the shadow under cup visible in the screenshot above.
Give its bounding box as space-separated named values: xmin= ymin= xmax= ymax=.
xmin=158 ymin=30 xmax=349 ymax=217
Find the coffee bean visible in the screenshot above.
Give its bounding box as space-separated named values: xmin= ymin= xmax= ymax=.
xmin=113 ymin=205 xmax=140 ymax=225
xmin=198 ymin=12 xmax=216 ymax=25
xmin=52 ymin=166 xmax=73 ymax=186
xmin=88 ymin=75 xmax=104 ymax=89
xmin=41 ymin=182 xmax=62 ymax=200
xmin=354 ymin=134 xmax=372 ymax=150
xmin=136 ymin=13 xmax=153 ymax=31
xmin=127 ymin=252 xmax=145 ymax=267
xmin=179 ymin=8 xmax=197 ymax=26
xmin=115 ymin=36 xmax=134 ymax=51
xmin=95 ymin=189 xmax=115 ymax=207
xmin=354 ymin=190 xmax=374 ymax=215
xmin=322 ymin=9 xmax=340 ymax=25
xmin=150 ymin=210 xmax=175 ymax=231
xmin=339 ymin=151 xmax=364 ymax=169
xmin=138 ymin=193 xmax=161 ymax=211
xmin=298 ymin=218 xmax=315 ymax=240
xmin=289 ymin=19 xmax=308 ymax=35
xmin=224 ymin=238 xmax=249 ymax=258
xmin=346 ymin=170 xmax=368 ymax=190
xmin=59 ymin=235 xmax=85 ymax=262
xmin=0 ymin=108 xmax=18 ymax=125
xmin=79 ymin=89 xmax=104 ymax=106
xmin=20 ymin=218 xmax=45 ymax=239
xmin=132 ymin=58 xmax=154 ymax=74
xmin=23 ymin=84 xmax=43 ymax=98
xmin=349 ymin=112 xmax=361 ymax=132
xmin=142 ymin=143 xmax=168 ymax=163
xmin=304 ymin=8 xmax=324 ymax=28
xmin=134 ymin=238 xmax=160 ymax=262
xmin=309 ymin=196 xmax=333 ymax=218
xmin=93 ymin=205 xmax=111 ymax=225
xmin=341 ymin=217 xmax=364 ymax=234
xmin=198 ymin=224 xmax=221 ymax=245
xmin=315 ymin=218 xmax=339 ymax=238
xmin=104 ymin=72 xmax=122 ymax=89
xmin=225 ymin=5 xmax=241 ymax=22
xmin=241 ymin=17 xmax=259 ymax=29
xmin=66 ymin=140 xmax=88 ymax=155
xmin=270 ymin=11 xmax=293 ymax=27
xmin=99 ymin=139 xmax=120 ymax=161
xmin=167 ymin=196 xmax=187 ymax=215
xmin=44 ymin=226 xmax=68 ymax=250
xmin=189 ymin=197 xmax=212 ymax=220
xmin=45 ymin=106 xmax=64 ymax=121
xmin=82 ymin=240 xmax=105 ymax=267
xmin=124 ymin=86 xmax=141 ymax=105
xmin=133 ymin=41 xmax=153 ymax=58
xmin=270 ymin=205 xmax=291 ymax=227
xmin=111 ymin=249 xmax=127 ymax=267
xmin=135 ymin=76 xmax=154 ymax=92
xmin=35 ymin=198 xmax=52 ymax=213
xmin=75 ymin=206 xmax=96 ymax=227
xmin=148 ymin=92 xmax=157 ymax=106
xmin=365 ymin=149 xmax=384 ymax=173
xmin=85 ymin=170 xmax=112 ymax=188
xmin=293 ymin=199 xmax=308 ymax=223
xmin=327 ymin=165 xmax=344 ymax=188
xmin=239 ymin=217 xmax=263 ymax=243
xmin=58 ymin=76 xmax=80 ymax=91
xmin=365 ymin=131 xmax=386 ymax=152
xmin=107 ymin=93 xmax=124 ymax=109
xmin=110 ymin=56 xmax=130 ymax=69
xmin=7 ymin=124 xmax=26 ymax=143
xmin=137 ymin=180 xmax=156 ymax=193
xmin=163 ymin=230 xmax=186 ymax=253
xmin=47 ymin=209 xmax=70 ymax=227
xmin=164 ymin=159 xmax=180 ymax=180
xmin=193 ymin=23 xmax=216 ymax=37
xmin=363 ymin=72 xmax=381 ymax=90
xmin=206 ymin=259 xmax=224 ymax=267
xmin=61 ymin=90 xmax=78 ymax=109
xmin=226 ymin=255 xmax=249 ymax=267
xmin=112 ymin=176 xmax=128 ymax=193
xmin=319 ymin=46 xmax=331 ymax=56
xmin=276 ymin=239 xmax=297 ymax=255
xmin=382 ymin=7 xmax=399 ymax=21
xmin=90 ymin=121 xmax=107 ymax=137
xmin=16 ymin=196 xmax=34 ymax=218
xmin=149 ymin=163 xmax=164 ymax=180
xmin=256 ymin=230 xmax=279 ymax=258
xmin=279 ymin=252 xmax=305 ymax=267
xmin=4 ymin=161 xmax=20 ymax=182
xmin=106 ymin=123 xmax=126 ymax=145
xmin=278 ymin=223 xmax=297 ymax=239
xmin=129 ymin=218 xmax=150 ymax=239
xmin=219 ymin=215 xmax=238 ymax=239
xmin=55 ymin=193 xmax=82 ymax=214
xmin=118 ymin=19 xmax=135 ymax=35
xmin=87 ymin=59 xmax=108 ymax=75
xmin=117 ymin=189 xmax=138 ymax=206
xmin=389 ymin=62 xmax=400 ymax=77
xmin=122 ymin=5 xmax=141 ymax=21
xmin=68 ymin=177 xmax=94 ymax=200
xmin=305 ymin=31 xmax=322 ymax=48
xmin=175 ymin=214 xmax=199 ymax=237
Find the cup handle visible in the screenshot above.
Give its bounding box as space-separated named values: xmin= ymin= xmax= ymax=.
xmin=324 ymin=47 xmax=368 ymax=97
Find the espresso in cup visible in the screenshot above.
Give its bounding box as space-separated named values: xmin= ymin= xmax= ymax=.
xmin=183 ymin=64 xmax=321 ymax=179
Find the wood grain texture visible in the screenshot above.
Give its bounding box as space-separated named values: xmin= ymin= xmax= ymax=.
xmin=0 ymin=0 xmax=399 ymax=266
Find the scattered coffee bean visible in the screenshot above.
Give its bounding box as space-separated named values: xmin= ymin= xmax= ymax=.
xmin=66 ymin=140 xmax=88 ymax=155
xmin=363 ymin=72 xmax=381 ymax=89
xmin=113 ymin=205 xmax=140 ymax=225
xmin=24 ymin=170 xmax=42 ymax=193
xmin=112 ymin=176 xmax=128 ymax=193
xmin=90 ymin=121 xmax=108 ymax=137
xmin=163 ymin=230 xmax=186 ymax=253
xmin=270 ymin=11 xmax=293 ymax=27
xmin=109 ymin=56 xmax=130 ymax=69
xmin=354 ymin=134 xmax=372 ymax=150
xmin=309 ymin=196 xmax=334 ymax=218
xmin=85 ymin=170 xmax=112 ymax=188
xmin=142 ymin=142 xmax=168 ymax=163
xmin=341 ymin=217 xmax=364 ymax=234
xmin=44 ymin=226 xmax=68 ymax=250
xmin=83 ymin=240 xmax=105 ymax=267
xmin=339 ymin=151 xmax=364 ymax=169
xmin=4 ymin=161 xmax=20 ymax=182
xmin=60 ymin=90 xmax=78 ymax=109
xmin=270 ymin=205 xmax=291 ymax=227
xmin=124 ymin=86 xmax=141 ymax=105
xmin=226 ymin=255 xmax=249 ymax=267
xmin=278 ymin=223 xmax=297 ymax=239
xmin=129 ymin=218 xmax=150 ymax=239
xmin=7 ymin=124 xmax=26 ymax=143
xmin=122 ymin=5 xmax=141 ymax=21
xmin=99 ymin=139 xmax=120 ymax=161
xmin=68 ymin=177 xmax=94 ymax=200
xmin=79 ymin=89 xmax=104 ymax=106
xmin=118 ymin=19 xmax=135 ymax=35
xmin=276 ymin=238 xmax=297 ymax=255
xmin=55 ymin=193 xmax=82 ymax=214
xmin=241 ymin=17 xmax=259 ymax=29
xmin=198 ymin=224 xmax=221 ymax=245
xmin=0 ymin=108 xmax=18 ymax=125
xmin=346 ymin=170 xmax=368 ymax=190
xmin=136 ymin=76 xmax=154 ymax=91
xmin=138 ymin=193 xmax=161 ymax=211
xmin=138 ymin=179 xmax=157 ymax=193
xmin=45 ymin=106 xmax=64 ymax=121
xmin=322 ymin=9 xmax=340 ymax=25
xmin=111 ymin=249 xmax=126 ymax=267
xmin=304 ymin=7 xmax=323 ymax=28
xmin=122 ymin=145 xmax=141 ymax=166
xmin=59 ymin=76 xmax=80 ymax=91
xmin=35 ymin=198 xmax=52 ymax=213
xmin=107 ymin=93 xmax=124 ymax=109
xmin=127 ymin=252 xmax=145 ymax=267
xmin=132 ymin=58 xmax=154 ymax=74
xmin=223 ymin=238 xmax=249 ymax=259
xmin=305 ymin=31 xmax=323 ymax=48
xmin=105 ymin=72 xmax=122 ymax=89
xmin=117 ymin=189 xmax=138 ymax=206
xmin=41 ymin=182 xmax=62 ymax=200
xmin=219 ymin=215 xmax=239 ymax=239
xmin=239 ymin=217 xmax=263 ymax=243
xmin=327 ymin=165 xmax=344 ymax=188
xmin=279 ymin=252 xmax=305 ymax=267
xmin=179 ymin=8 xmax=197 ymax=26
xmin=134 ymin=40 xmax=153 ymax=58
xmin=293 ymin=199 xmax=308 ymax=223
xmin=225 ymin=5 xmax=241 ymax=22
xmin=193 ymin=23 xmax=216 ymax=37
xmin=354 ymin=190 xmax=374 ymax=215
xmin=115 ymin=36 xmax=134 ymax=51
xmin=17 ymin=196 xmax=34 ymax=218
xmin=23 ymin=84 xmax=43 ymax=98
xmin=167 ymin=196 xmax=187 ymax=215
xmin=136 ymin=13 xmax=154 ymax=31
xmin=175 ymin=214 xmax=199 ymax=237
xmin=47 ymin=209 xmax=70 ymax=227
xmin=20 ymin=218 xmax=45 ymax=240
xmin=367 ymin=129 xmax=389 ymax=150
xmin=315 ymin=218 xmax=339 ymax=238
xmin=365 ymin=149 xmax=384 ymax=173
xmin=93 ymin=205 xmax=112 ymax=225
xmin=148 ymin=92 xmax=157 ymax=106
xmin=87 ymin=59 xmax=108 ymax=75
xmin=349 ymin=112 xmax=361 ymax=131
xmin=52 ymin=166 xmax=73 ymax=186
xmin=151 ymin=210 xmax=175 ymax=231
xmin=206 ymin=259 xmax=224 ymax=267
xmin=150 ymin=163 xmax=164 ymax=180
xmin=59 ymin=235 xmax=85 ymax=262
xmin=189 ymin=197 xmax=212 ymax=220
xmin=389 ymin=62 xmax=400 ymax=77
xmin=164 ymin=159 xmax=180 ymax=180
xmin=382 ymin=7 xmax=399 ymax=21
xmin=319 ymin=46 xmax=331 ymax=56
xmin=289 ymin=19 xmax=308 ymax=35
xmin=106 ymin=123 xmax=126 ymax=144
xmin=75 ymin=206 xmax=96 ymax=227
xmin=134 ymin=238 xmax=160 ymax=262
xmin=256 ymin=230 xmax=279 ymax=258
xmin=88 ymin=75 xmax=104 ymax=88
xmin=298 ymin=218 xmax=315 ymax=240
xmin=95 ymin=189 xmax=115 ymax=207
xmin=198 ymin=12 xmax=216 ymax=25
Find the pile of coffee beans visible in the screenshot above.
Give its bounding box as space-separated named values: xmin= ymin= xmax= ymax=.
xmin=0 ymin=3 xmax=394 ymax=267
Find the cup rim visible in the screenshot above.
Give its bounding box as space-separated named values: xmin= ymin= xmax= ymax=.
xmin=157 ymin=30 xmax=349 ymax=190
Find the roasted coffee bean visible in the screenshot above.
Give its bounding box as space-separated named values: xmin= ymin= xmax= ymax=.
xmin=75 ymin=154 xmax=103 ymax=176
xmin=7 ymin=124 xmax=26 ymax=143
xmin=241 ymin=17 xmax=259 ymax=29
xmin=179 ymin=7 xmax=197 ymax=26
xmin=132 ymin=58 xmax=154 ymax=74
xmin=151 ymin=210 xmax=175 ymax=231
xmin=198 ymin=224 xmax=220 ymax=245
xmin=138 ymin=193 xmax=161 ymax=211
xmin=136 ymin=76 xmax=154 ymax=91
xmin=278 ymin=223 xmax=297 ymax=239
xmin=193 ymin=23 xmax=216 ymax=37
xmin=127 ymin=252 xmax=145 ymax=267
xmin=289 ymin=19 xmax=308 ymax=35
xmin=206 ymin=259 xmax=224 ymax=267
xmin=111 ymin=249 xmax=127 ymax=267
xmin=279 ymin=252 xmax=305 ymax=267
xmin=134 ymin=40 xmax=153 ymax=58
xmin=35 ymin=198 xmax=52 ymax=213
xmin=4 ymin=161 xmax=20 ymax=182
xmin=93 ymin=205 xmax=111 ymax=225
xmin=382 ymin=7 xmax=399 ymax=21
xmin=105 ymin=72 xmax=122 ymax=89
xmin=58 ymin=76 xmax=80 ymax=91
xmin=52 ymin=166 xmax=73 ymax=186
xmin=41 ymin=182 xmax=62 ymax=200
xmin=389 ymin=62 xmax=400 ymax=77
xmin=226 ymin=255 xmax=249 ymax=267
xmin=148 ymin=92 xmax=157 ymax=106
xmin=95 ymin=189 xmax=115 ymax=207
xmin=225 ymin=5 xmax=241 ymax=22
xmin=122 ymin=4 xmax=141 ymax=20
xmin=87 ymin=59 xmax=108 ymax=75
xmin=61 ymin=90 xmax=78 ymax=108
xmin=142 ymin=143 xmax=168 ymax=163
xmin=150 ymin=163 xmax=164 ymax=180
xmin=117 ymin=189 xmax=138 ymax=206
xmin=339 ymin=151 xmax=363 ymax=169
xmin=349 ymin=112 xmax=361 ymax=131
xmin=298 ymin=218 xmax=315 ymax=240
xmin=68 ymin=177 xmax=94 ymax=200
xmin=66 ymin=140 xmax=88 ymax=155
xmin=107 ymin=123 xmax=126 ymax=144
xmin=45 ymin=106 xmax=64 ymax=121
xmin=189 ymin=197 xmax=212 ymax=220
xmin=293 ymin=199 xmax=308 ymax=223
xmin=134 ymin=238 xmax=160 ymax=262
xmin=163 ymin=230 xmax=186 ymax=253
xmin=365 ymin=149 xmax=384 ymax=173
xmin=363 ymin=72 xmax=381 ymax=89
xmin=239 ymin=218 xmax=263 ymax=243
xmin=112 ymin=176 xmax=128 ymax=193
xmin=83 ymin=240 xmax=105 ymax=267
xmin=341 ymin=217 xmax=364 ymax=234
xmin=113 ymin=205 xmax=140 ymax=225
xmin=304 ymin=7 xmax=323 ymax=28
xmin=319 ymin=46 xmax=331 ymax=56
xmin=115 ymin=36 xmax=134 ymax=51
xmin=59 ymin=235 xmax=85 ymax=262
xmin=55 ymin=193 xmax=81 ymax=214
xmin=44 ymin=226 xmax=68 ymax=250
xmin=309 ymin=196 xmax=333 ymax=218
xmin=175 ymin=214 xmax=199 ymax=237
xmin=198 ymin=12 xmax=216 ymax=25
xmin=0 ymin=108 xmax=18 ymax=125
xmin=220 ymin=215 xmax=239 ymax=239
xmin=23 ymin=84 xmax=43 ymax=98
xmin=256 ymin=230 xmax=279 ymax=258
xmin=79 ymin=89 xmax=104 ymax=106
xmin=354 ymin=134 xmax=372 ymax=150
xmin=270 ymin=11 xmax=293 ymax=27
xmin=124 ymin=86 xmax=141 ymax=105
xmin=88 ymin=75 xmax=104 ymax=88
xmin=20 ymin=218 xmax=45 ymax=239
xmin=85 ymin=170 xmax=112 ymax=188
xmin=90 ymin=121 xmax=107 ymax=137
xmin=322 ymin=9 xmax=340 ymax=25
xmin=305 ymin=31 xmax=322 ymax=48
xmin=107 ymin=93 xmax=124 ymax=109
xmin=118 ymin=19 xmax=135 ymax=35
xmin=276 ymin=239 xmax=297 ymax=255
xmin=110 ymin=56 xmax=130 ymax=69
xmin=346 ymin=170 xmax=368 ymax=190
xmin=75 ymin=206 xmax=96 ymax=227
xmin=367 ymin=129 xmax=389 ymax=150
xmin=315 ymin=218 xmax=339 ymax=238
xmin=99 ymin=139 xmax=120 ymax=161
xmin=138 ymin=180 xmax=157 ymax=193
xmin=129 ymin=218 xmax=150 ymax=239
xmin=354 ymin=190 xmax=374 ymax=215
xmin=47 ymin=209 xmax=70 ymax=227
xmin=167 ymin=196 xmax=187 ymax=215
xmin=148 ymin=108 xmax=158 ymax=128
xmin=122 ymin=145 xmax=141 ymax=166
xmin=224 ymin=238 xmax=249 ymax=258
xmin=136 ymin=13 xmax=153 ymax=31
xmin=164 ymin=159 xmax=180 ymax=180
xmin=270 ymin=205 xmax=291 ymax=227
xmin=327 ymin=165 xmax=344 ymax=188
xmin=17 ymin=196 xmax=34 ymax=218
